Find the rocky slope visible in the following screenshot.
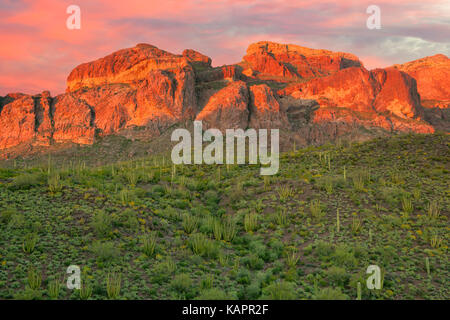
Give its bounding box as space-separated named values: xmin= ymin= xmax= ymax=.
xmin=0 ymin=41 xmax=448 ymax=157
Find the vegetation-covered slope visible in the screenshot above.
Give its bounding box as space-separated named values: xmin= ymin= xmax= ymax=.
xmin=0 ymin=133 xmax=448 ymax=300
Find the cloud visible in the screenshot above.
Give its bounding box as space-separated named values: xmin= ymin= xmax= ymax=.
xmin=0 ymin=0 xmax=448 ymax=95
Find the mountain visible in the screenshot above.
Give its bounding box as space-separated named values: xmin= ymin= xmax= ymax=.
xmin=0 ymin=41 xmax=449 ymax=158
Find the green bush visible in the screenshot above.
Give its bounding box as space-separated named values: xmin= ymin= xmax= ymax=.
xmin=171 ymin=273 xmax=193 ymax=293
xmin=0 ymin=208 xmax=16 ymax=225
xmin=9 ymin=172 xmax=45 ymax=190
xmin=313 ymin=287 xmax=348 ymax=300
xmin=326 ymin=266 xmax=350 ymax=286
xmin=182 ymin=213 xmax=198 ymax=234
xmin=91 ymin=241 xmax=120 ymax=263
xmin=196 ymin=288 xmax=233 ymax=300
xmin=90 ymin=210 xmax=112 ymax=237
xmin=262 ymin=281 xmax=297 ymax=300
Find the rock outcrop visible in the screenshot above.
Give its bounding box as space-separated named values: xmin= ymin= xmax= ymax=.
xmin=52 ymin=93 xmax=95 ymax=145
xmin=242 ymin=41 xmax=362 ymax=79
xmin=278 ymin=65 xmax=435 ymax=133
xmin=196 ymin=65 xmax=244 ymax=82
xmin=66 ymin=43 xmax=192 ymax=92
xmin=392 ymin=54 xmax=450 ymax=101
xmin=67 ymin=43 xmax=197 ymax=128
xmin=196 ymin=81 xmax=250 ymax=131
xmin=0 ymin=41 xmax=447 ymax=156
xmin=0 ymin=94 xmax=36 ymax=149
xmin=280 ymin=67 xmax=378 ymax=113
xmin=371 ymin=67 xmax=422 ymax=119
xmin=248 ymin=84 xmax=289 ymax=129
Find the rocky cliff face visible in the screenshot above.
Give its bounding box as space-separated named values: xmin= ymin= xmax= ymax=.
xmin=279 ymin=65 xmax=435 ymax=134
xmin=392 ymin=54 xmax=450 ymax=102
xmin=0 ymin=41 xmax=448 ymax=156
xmin=242 ymin=41 xmax=362 ymax=79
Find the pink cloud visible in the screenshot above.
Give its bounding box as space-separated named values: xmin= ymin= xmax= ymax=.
xmin=0 ymin=0 xmax=448 ymax=95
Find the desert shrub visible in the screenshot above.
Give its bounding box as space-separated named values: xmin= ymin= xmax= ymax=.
xmin=222 ymin=217 xmax=237 ymax=242
xmin=268 ymin=239 xmax=284 ymax=259
xmin=171 ymin=273 xmax=193 ymax=295
xmin=0 ymin=208 xmax=16 ymax=225
xmin=326 ymin=266 xmax=350 ymax=286
xmin=106 ymin=272 xmax=122 ymax=299
xmin=313 ymin=287 xmax=348 ymax=300
xmin=235 ymin=268 xmax=251 ymax=285
xmin=310 ymin=199 xmax=325 ymax=221
xmin=152 ymin=185 xmax=165 ymax=196
xmin=189 ymin=233 xmax=218 ymax=258
xmin=242 ymin=254 xmax=264 ymax=270
xmin=23 ymin=233 xmax=38 ymax=253
xmin=333 ymin=245 xmax=357 ymax=268
xmin=90 ymin=210 xmax=112 ymax=237
xmin=314 ymin=241 xmax=335 ymax=260
xmin=285 ymin=248 xmax=300 ymax=268
xmin=262 ymin=281 xmax=297 ymax=300
xmin=163 ymin=206 xmax=181 ymax=221
xmin=249 ymin=241 xmax=276 ymax=262
xmin=27 ymin=266 xmax=42 ymax=290
xmin=200 ymin=275 xmax=214 ymax=290
xmin=426 ymin=200 xmax=441 ymax=219
xmin=274 ymin=208 xmax=288 ymax=226
xmin=117 ymin=209 xmax=139 ymax=230
xmin=277 ymin=186 xmax=295 ymax=202
xmin=9 ymin=211 xmax=25 ymax=229
xmin=91 ymin=241 xmax=120 ymax=264
xmin=244 ymin=212 xmax=258 ymax=232
xmin=204 ymin=190 xmax=220 ymax=207
xmin=9 ymin=172 xmax=45 ymax=190
xmin=191 ymin=205 xmax=210 ymax=217
xmin=196 ymin=288 xmax=233 ymax=300
xmin=48 ymin=173 xmax=62 ymax=193
xmin=182 ymin=213 xmax=198 ymax=234
xmin=170 ymin=197 xmax=187 ymax=209
xmin=47 ymin=280 xmax=61 ymax=299
xmin=401 ymin=196 xmax=413 ymax=216
xmin=152 ymin=260 xmax=175 ymax=284
xmin=14 ymin=287 xmax=42 ymax=300
xmin=241 ymin=280 xmax=262 ymax=299
xmin=142 ymin=233 xmax=157 ymax=257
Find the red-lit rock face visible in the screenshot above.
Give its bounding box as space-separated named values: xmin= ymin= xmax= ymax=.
xmin=182 ymin=49 xmax=212 ymax=68
xmin=66 ymin=43 xmax=192 ymax=92
xmin=0 ymin=41 xmax=447 ymax=153
xmin=0 ymin=94 xmax=36 ymax=149
xmin=280 ymin=67 xmax=378 ymax=113
xmin=249 ymin=84 xmax=289 ymax=129
xmin=279 ymin=65 xmax=435 ymax=134
xmin=196 ymin=81 xmax=250 ymax=131
xmin=371 ymin=67 xmax=422 ymax=119
xmin=243 ymin=41 xmax=362 ymax=79
xmin=51 ymin=93 xmax=96 ymax=145
xmin=392 ymin=54 xmax=450 ymax=101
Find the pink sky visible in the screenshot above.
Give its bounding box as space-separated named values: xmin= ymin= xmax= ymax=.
xmin=1 ymin=0 xmax=449 ymax=95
